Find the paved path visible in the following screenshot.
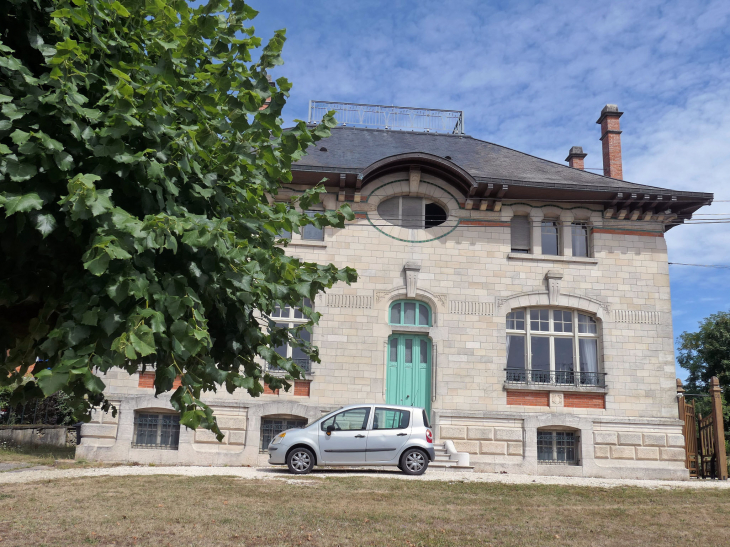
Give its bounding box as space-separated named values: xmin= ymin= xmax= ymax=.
xmin=1 ymin=465 xmax=729 ymax=489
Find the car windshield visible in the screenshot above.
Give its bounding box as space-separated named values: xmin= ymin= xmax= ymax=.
xmin=304 ymin=409 xmax=339 ymax=428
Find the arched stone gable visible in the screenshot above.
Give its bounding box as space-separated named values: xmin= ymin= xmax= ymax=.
xmin=360 ymin=152 xmax=477 ymax=196
xmin=497 ymin=291 xmax=609 ymax=320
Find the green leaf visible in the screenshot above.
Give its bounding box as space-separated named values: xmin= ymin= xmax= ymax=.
xmin=130 ymin=330 xmax=156 ymax=357
xmin=54 ymin=151 xmax=74 ymax=170
xmin=81 ymin=309 xmax=98 ymax=326
xmin=3 ymin=192 xmax=43 ymax=216
xmin=110 ymin=1 xmax=131 ymax=17
xmin=5 ymin=160 xmax=37 ymax=182
xmin=33 ymin=212 xmax=57 ymax=236
xmin=83 ymin=252 xmax=110 ymax=276
xmin=35 ymin=369 xmax=70 ymax=397
xmin=10 ymin=129 xmax=30 ymax=145
xmin=111 ymin=68 xmax=131 ymax=81
xmin=83 ymin=373 xmax=106 ymax=394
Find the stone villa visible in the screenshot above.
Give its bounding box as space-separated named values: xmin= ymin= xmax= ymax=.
xmin=77 ymin=102 xmax=712 ymax=479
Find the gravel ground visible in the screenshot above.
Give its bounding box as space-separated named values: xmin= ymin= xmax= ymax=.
xmin=1 ymin=464 xmax=729 ymax=489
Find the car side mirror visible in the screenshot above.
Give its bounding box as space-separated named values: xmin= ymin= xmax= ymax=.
xmin=326 ymin=424 xmax=335 ymax=436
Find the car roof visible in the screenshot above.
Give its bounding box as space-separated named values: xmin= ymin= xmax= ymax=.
xmin=335 ymin=404 xmax=423 ymax=412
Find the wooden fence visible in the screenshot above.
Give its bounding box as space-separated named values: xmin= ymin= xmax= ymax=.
xmin=677 ymin=377 xmax=728 ymax=480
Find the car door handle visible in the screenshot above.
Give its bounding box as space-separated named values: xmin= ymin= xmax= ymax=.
xmin=397 ymin=433 xmax=408 ymax=436
xmin=355 ymin=434 xmax=365 ymax=438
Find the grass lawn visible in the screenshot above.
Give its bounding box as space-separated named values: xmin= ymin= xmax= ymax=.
xmin=0 ymin=475 xmax=728 ymax=546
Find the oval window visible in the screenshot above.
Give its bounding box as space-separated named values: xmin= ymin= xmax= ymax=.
xmin=377 ymin=197 xmax=447 ymax=228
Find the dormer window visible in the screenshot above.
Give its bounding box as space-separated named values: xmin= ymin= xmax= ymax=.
xmin=377 ymin=197 xmax=446 ymax=229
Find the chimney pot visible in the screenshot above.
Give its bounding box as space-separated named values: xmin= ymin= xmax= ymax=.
xmin=565 ymin=146 xmax=587 ymax=170
xmin=596 ymin=104 xmax=623 ymax=179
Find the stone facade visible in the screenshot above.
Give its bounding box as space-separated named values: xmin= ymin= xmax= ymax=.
xmin=78 ymin=125 xmax=705 ymax=480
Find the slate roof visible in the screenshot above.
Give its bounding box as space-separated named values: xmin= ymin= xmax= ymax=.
xmin=293 ymin=127 xmax=710 ymax=199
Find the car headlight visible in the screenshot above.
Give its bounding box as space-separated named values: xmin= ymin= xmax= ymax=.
xmin=271 ymin=432 xmax=285 ymax=445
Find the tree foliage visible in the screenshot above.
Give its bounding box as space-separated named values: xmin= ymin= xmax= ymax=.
xmin=0 ymin=0 xmax=356 ymax=439
xmin=677 ymin=310 xmax=730 ymax=434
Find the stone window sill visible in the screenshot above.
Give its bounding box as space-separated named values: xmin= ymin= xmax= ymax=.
xmin=503 ymin=382 xmax=607 ymax=394
xmin=507 ymin=253 xmax=598 ymax=265
xmin=390 ymin=325 xmax=431 ymax=334
xmin=287 ymin=240 xmax=327 ymax=249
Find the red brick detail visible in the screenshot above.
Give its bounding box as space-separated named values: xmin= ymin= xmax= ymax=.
xmin=593 ymin=228 xmax=663 ymax=238
xmin=460 ymin=220 xmax=511 ymax=227
xmin=506 ymin=390 xmax=549 ymax=407
xmin=138 ymin=371 xmax=154 ymax=388
xmin=354 ymin=213 xmax=368 ymax=219
xmin=597 ymin=106 xmax=623 ymax=179
xmin=138 ymin=371 xmax=182 ymax=389
xmin=294 ymin=380 xmax=311 ymax=397
xmin=263 ymin=383 xmax=279 ymax=395
xmin=564 ymin=392 xmax=605 ymax=409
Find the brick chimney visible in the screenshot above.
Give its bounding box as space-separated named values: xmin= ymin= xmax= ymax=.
xmin=596 ymin=104 xmax=623 ymax=179
xmin=565 ymin=146 xmax=587 ymax=170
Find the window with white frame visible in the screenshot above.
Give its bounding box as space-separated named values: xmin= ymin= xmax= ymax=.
xmin=541 ymin=220 xmax=559 ymax=255
xmin=571 ymin=222 xmax=590 ymax=257
xmin=132 ymin=412 xmax=180 ymax=450
xmin=537 ymin=429 xmax=579 ymax=465
xmin=270 ymin=299 xmax=313 ymax=373
xmin=505 ymin=308 xmax=602 ymax=386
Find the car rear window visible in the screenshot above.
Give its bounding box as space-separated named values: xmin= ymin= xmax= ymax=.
xmin=422 ymin=409 xmax=430 ymax=428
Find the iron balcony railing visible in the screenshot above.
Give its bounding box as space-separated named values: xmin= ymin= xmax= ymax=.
xmin=308 ymin=100 xmax=465 ymax=134
xmin=505 ymin=368 xmax=606 ymax=388
xmin=268 ymin=359 xmax=312 ymax=375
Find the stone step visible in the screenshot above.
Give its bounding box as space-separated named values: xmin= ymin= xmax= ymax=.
xmin=428 ymin=461 xmax=474 ymax=472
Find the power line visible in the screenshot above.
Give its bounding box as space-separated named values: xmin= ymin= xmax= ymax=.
xmin=668 ymin=262 xmax=730 ymax=269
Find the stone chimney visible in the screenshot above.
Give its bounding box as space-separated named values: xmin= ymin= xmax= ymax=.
xmin=596 ymin=104 xmax=623 ymax=179
xmin=565 ymin=146 xmax=587 ymax=170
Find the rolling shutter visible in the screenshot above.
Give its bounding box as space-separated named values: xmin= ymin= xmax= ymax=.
xmin=401 ymin=197 xmax=424 ymax=229
xmin=511 ymin=215 xmax=530 ymax=251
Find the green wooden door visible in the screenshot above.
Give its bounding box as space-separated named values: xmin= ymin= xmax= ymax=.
xmin=386 ymin=335 xmax=431 ymax=414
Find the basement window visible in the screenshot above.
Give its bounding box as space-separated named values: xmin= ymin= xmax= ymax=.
xmin=132 ymin=413 xmax=180 ymax=450
xmin=537 ymin=430 xmax=579 ymax=465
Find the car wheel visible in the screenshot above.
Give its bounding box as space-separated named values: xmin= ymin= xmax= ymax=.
xmin=287 ymin=447 xmax=315 ymax=475
xmin=400 ymin=448 xmax=428 ymax=476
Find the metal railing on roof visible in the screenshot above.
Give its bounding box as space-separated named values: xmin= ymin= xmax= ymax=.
xmin=308 ymin=100 xmax=464 ymax=134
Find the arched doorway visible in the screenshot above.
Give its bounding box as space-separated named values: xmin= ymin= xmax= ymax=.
xmin=386 ymin=300 xmax=432 ymax=414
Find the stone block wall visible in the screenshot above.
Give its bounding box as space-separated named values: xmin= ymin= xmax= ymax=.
xmin=594 ymin=430 xmax=686 ymax=463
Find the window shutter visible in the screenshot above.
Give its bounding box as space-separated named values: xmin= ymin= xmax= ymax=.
xmin=401 ymin=197 xmax=424 ymax=228
xmin=511 ymin=215 xmax=530 ymax=251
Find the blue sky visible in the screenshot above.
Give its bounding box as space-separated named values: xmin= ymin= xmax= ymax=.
xmin=246 ymin=0 xmax=730 ymax=378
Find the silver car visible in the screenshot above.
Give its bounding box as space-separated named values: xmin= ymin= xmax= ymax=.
xmin=267 ymin=404 xmax=436 ymax=475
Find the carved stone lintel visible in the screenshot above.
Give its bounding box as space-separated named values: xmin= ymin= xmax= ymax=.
xmin=404 ymin=262 xmax=421 ymax=298
xmin=545 ymin=270 xmax=563 ymax=305
xmin=374 ymin=291 xmax=389 ymax=303
xmin=434 ymin=293 xmax=447 ymax=306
